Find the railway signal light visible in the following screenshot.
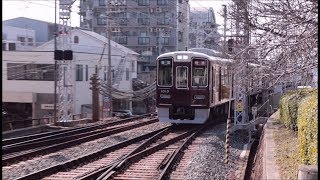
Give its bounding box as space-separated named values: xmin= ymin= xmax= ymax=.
xmin=54 ymin=50 xmax=73 ymax=60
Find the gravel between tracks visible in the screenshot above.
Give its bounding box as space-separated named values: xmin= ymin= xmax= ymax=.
xmin=2 ymin=121 xmax=170 ymax=180
xmin=3 ymin=121 xmax=248 ymax=180
xmin=185 ymin=123 xmax=248 ymax=180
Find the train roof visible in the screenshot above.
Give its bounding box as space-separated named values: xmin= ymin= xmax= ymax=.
xmin=157 ymin=51 xmax=265 ymax=68
xmin=157 ymin=51 xmax=233 ymax=64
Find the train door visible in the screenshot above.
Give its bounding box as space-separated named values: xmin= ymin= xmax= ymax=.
xmin=211 ymin=65 xmax=215 ymax=104
xmin=218 ymin=67 xmax=222 ymax=101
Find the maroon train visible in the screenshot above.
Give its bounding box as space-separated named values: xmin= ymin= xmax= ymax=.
xmin=156 ymin=50 xmax=234 ymax=124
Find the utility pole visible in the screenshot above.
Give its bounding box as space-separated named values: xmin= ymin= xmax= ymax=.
xmin=90 ymin=74 xmax=100 ymax=122
xmin=56 ymin=0 xmax=75 ymax=122
xmin=223 ymin=5 xmax=227 ymax=56
xmin=54 ymin=0 xmax=57 ymax=125
xmin=158 ymin=29 xmax=163 ymax=56
xmin=107 ymin=0 xmax=113 ymax=117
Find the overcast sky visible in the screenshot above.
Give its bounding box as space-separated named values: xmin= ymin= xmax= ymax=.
xmin=3 ymin=0 xmax=231 ymax=33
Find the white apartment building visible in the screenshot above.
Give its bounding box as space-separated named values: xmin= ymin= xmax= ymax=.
xmin=2 ymin=25 xmax=36 ymax=51
xmin=2 ymin=28 xmax=139 ymax=120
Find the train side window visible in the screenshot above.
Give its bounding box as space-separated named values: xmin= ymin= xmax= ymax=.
xmin=158 ymin=59 xmax=172 ymax=86
xmin=176 ymin=66 xmax=188 ymax=88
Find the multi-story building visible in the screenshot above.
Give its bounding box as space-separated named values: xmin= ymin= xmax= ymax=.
xmin=3 ymin=25 xmax=36 ymax=51
xmin=3 ymin=28 xmax=139 ymax=120
xmin=79 ymin=0 xmax=190 ymax=72
xmin=189 ymin=7 xmax=220 ymax=50
xmin=3 ymin=17 xmax=56 ymax=46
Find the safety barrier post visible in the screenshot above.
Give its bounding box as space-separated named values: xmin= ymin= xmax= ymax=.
xmin=224 ymin=118 xmax=231 ymax=164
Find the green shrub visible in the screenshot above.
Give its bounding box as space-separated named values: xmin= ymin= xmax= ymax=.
xmin=297 ymin=90 xmax=318 ymax=165
xmin=279 ymin=89 xmax=315 ymax=131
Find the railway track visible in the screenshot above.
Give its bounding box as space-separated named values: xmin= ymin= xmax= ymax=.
xmin=2 ymin=114 xmax=151 ymax=147
xmin=2 ymin=116 xmax=157 ymax=166
xmin=13 ymin=123 xmax=212 ymax=180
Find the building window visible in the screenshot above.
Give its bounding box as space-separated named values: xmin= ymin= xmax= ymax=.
xmin=138 ymin=37 xmax=150 ymax=44
xmin=157 ymin=0 xmax=168 ymax=5
xmin=99 ymin=0 xmax=106 ymax=6
xmin=138 ymin=0 xmax=149 ymax=6
xmin=179 ymin=0 xmax=183 ymax=3
xmin=178 ymin=31 xmax=183 ymax=42
xmin=85 ymin=65 xmax=88 ymax=81
xmin=8 ymin=43 xmax=16 ymax=51
xmin=97 ymin=17 xmax=107 ymax=25
xmin=114 ymin=36 xmax=128 ymax=44
xmin=157 ymin=37 xmax=169 ymax=45
xmin=74 ymin=36 xmax=79 ymax=43
xmin=27 ymin=38 xmax=33 ymax=46
xmin=17 ymin=36 xmax=26 ymax=45
xmin=76 ymin=64 xmax=83 ymax=81
xmin=131 ymin=61 xmax=135 ymax=72
xmin=2 ymin=43 xmax=6 ymax=51
xmin=157 ymin=15 xmax=170 ymax=25
xmin=178 ymin=12 xmax=183 ymax=22
xmin=7 ymin=63 xmax=55 ymax=81
xmin=126 ymin=68 xmax=129 ymax=80
xmin=138 ymin=18 xmax=150 ymax=25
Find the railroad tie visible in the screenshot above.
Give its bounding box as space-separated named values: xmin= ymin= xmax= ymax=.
xmin=224 ymin=118 xmax=231 ymax=164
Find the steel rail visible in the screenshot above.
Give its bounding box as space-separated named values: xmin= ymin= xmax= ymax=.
xmin=2 ymin=118 xmax=158 ymax=166
xmin=2 ymin=113 xmax=151 ymax=147
xmin=15 ymin=127 xmax=169 ymax=180
xmin=158 ymin=124 xmax=209 ymax=180
xmin=3 ymin=117 xmax=152 ymax=155
xmin=96 ymin=126 xmax=202 ymax=180
xmin=77 ymin=126 xmax=172 ymax=180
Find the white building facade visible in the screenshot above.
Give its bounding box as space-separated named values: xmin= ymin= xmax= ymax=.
xmin=2 ymin=29 xmax=139 ymax=120
xmin=3 ymin=25 xmax=36 ymax=51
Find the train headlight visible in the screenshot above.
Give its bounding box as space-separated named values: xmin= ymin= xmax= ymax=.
xmin=194 ymin=95 xmax=205 ymax=100
xmin=160 ymin=94 xmax=171 ymax=99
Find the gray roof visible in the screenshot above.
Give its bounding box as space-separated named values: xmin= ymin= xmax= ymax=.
xmin=34 ymin=29 xmax=139 ymax=55
xmin=78 ymin=30 xmax=138 ymax=55
xmin=3 ymin=17 xmax=55 ymax=25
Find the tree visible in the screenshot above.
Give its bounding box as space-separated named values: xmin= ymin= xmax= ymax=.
xmin=227 ymin=0 xmax=318 ymax=91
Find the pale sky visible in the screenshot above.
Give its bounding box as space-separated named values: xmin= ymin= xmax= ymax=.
xmin=3 ymin=0 xmax=231 ymax=32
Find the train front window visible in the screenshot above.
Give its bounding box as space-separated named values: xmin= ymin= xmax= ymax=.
xmin=176 ymin=66 xmax=188 ymax=88
xmin=158 ymin=59 xmax=172 ymax=86
xmin=192 ymin=67 xmax=207 ymax=86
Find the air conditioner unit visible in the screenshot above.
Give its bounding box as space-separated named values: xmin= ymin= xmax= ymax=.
xmin=149 ymin=28 xmax=153 ymax=32
xmin=148 ymin=47 xmax=153 ymax=51
xmin=149 ymin=8 xmax=154 ymax=13
xmin=156 ymin=7 xmax=162 ymax=13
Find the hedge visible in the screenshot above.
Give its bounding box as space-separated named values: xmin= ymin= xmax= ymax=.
xmin=297 ymin=90 xmax=318 ymax=165
xmin=279 ymin=89 xmax=315 ymax=131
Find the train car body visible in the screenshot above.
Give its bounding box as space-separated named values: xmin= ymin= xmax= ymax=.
xmin=156 ymin=51 xmax=233 ymax=124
